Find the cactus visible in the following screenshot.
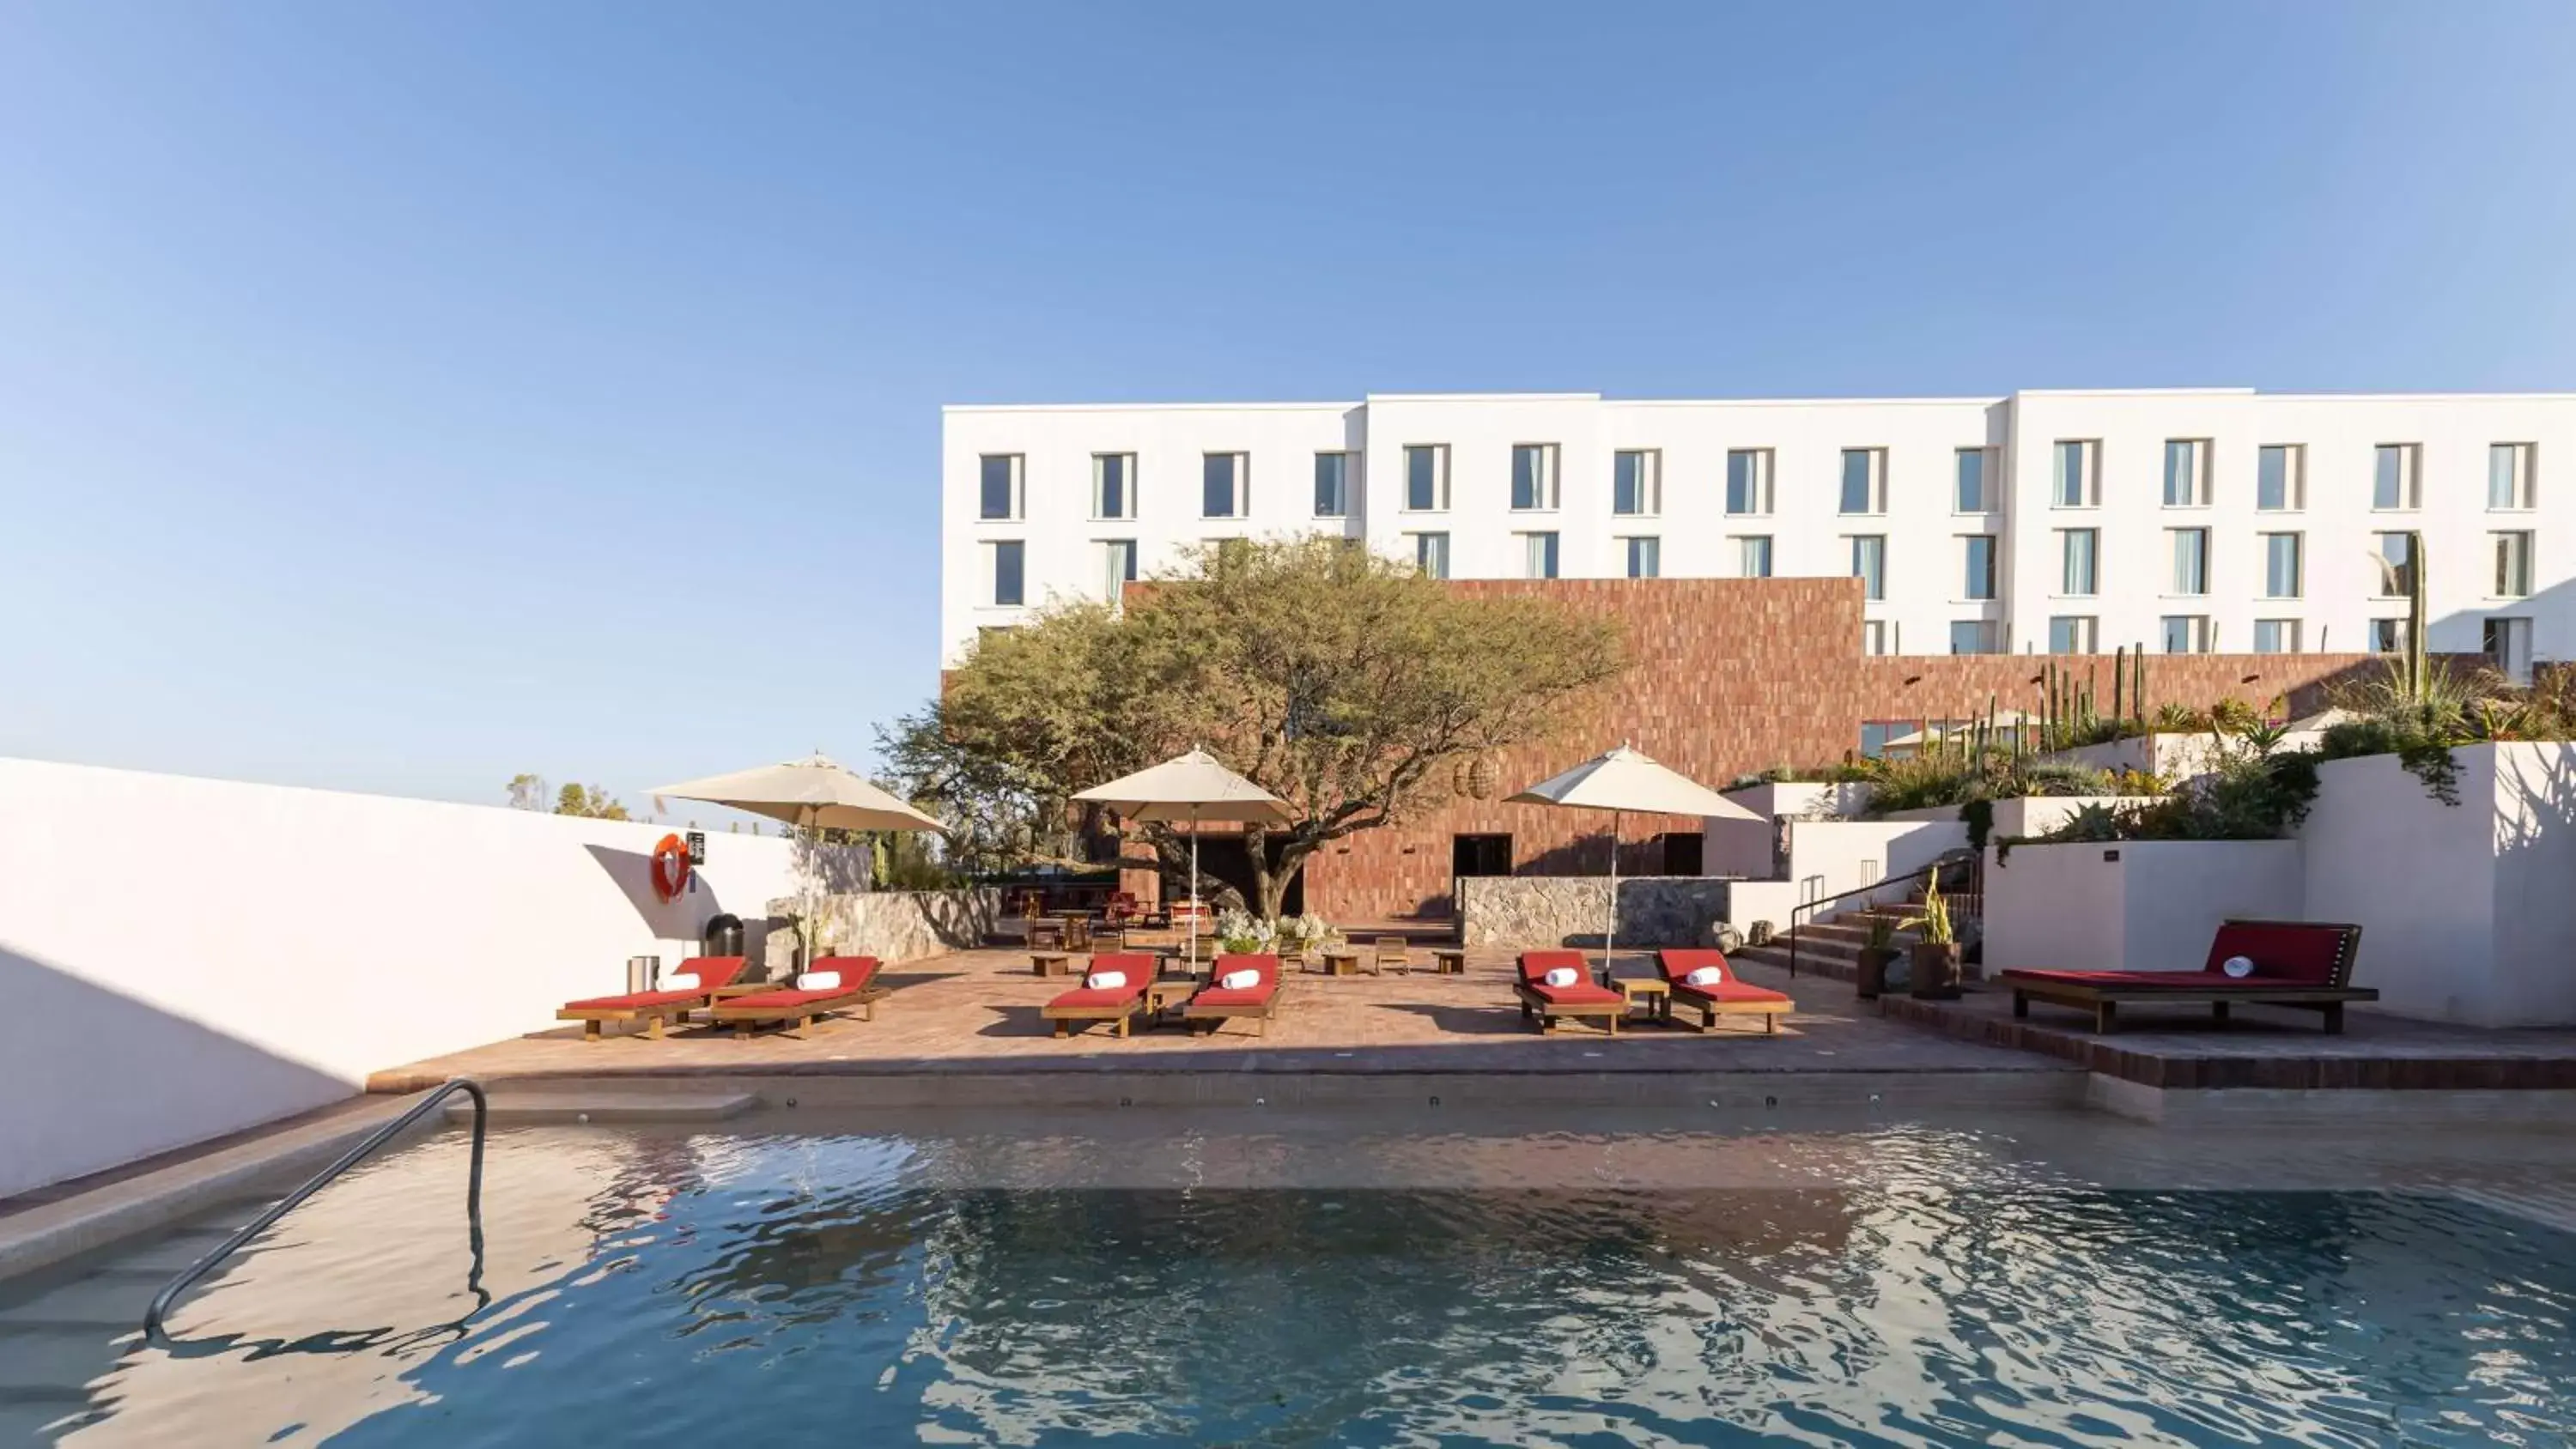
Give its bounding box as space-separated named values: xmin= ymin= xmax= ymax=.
xmin=2403 ymin=528 xmax=2429 ymax=702
xmin=2131 ymin=649 xmax=2148 ymax=735
xmin=2113 ymin=643 xmax=2126 ymax=724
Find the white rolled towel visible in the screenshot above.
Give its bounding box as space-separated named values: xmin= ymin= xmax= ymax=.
xmin=1684 ymin=966 xmax=1725 ymax=986
xmin=1218 ymin=968 xmax=1261 ymax=991
xmin=1542 ymin=967 xmax=1579 ymax=988
xmin=1085 ymin=969 xmax=1128 ymax=991
xmin=793 ymin=970 xmax=842 ymax=991
xmin=664 ymin=973 xmax=702 ymax=991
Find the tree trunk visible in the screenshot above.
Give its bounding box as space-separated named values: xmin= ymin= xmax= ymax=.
xmin=1249 ymin=829 xmax=1318 ymax=921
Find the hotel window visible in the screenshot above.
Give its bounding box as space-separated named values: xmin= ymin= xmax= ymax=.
xmin=1403 ymin=445 xmax=1449 ymax=512
xmin=2494 ymin=530 xmax=2535 ymax=597
xmin=1961 ymin=535 xmax=1996 ymax=600
xmin=1407 ymin=530 xmax=1450 ymax=579
xmin=1519 ymin=530 xmax=1560 ymax=579
xmin=1839 ymin=448 xmax=1887 ymax=514
xmin=2253 ymin=619 xmax=2301 ymax=654
xmin=2049 ymin=615 xmax=2098 ymax=654
xmin=2490 ymin=443 xmax=2537 ymax=510
xmin=2057 ymin=528 xmax=2099 ymax=596
xmin=1313 ymin=452 xmax=1353 ymax=518
xmin=1091 ymin=453 xmax=1136 ymax=520
xmin=2488 ymin=617 xmax=2535 ymax=684
xmin=1510 ymin=444 xmax=1559 ymax=511
xmin=2373 ymin=444 xmax=2420 ymax=510
xmin=1955 ymin=448 xmax=1991 ymax=512
xmin=1202 ymin=452 xmax=1248 ymax=518
xmin=2372 ymin=531 xmax=2416 ymax=597
xmin=1725 ymin=449 xmax=1773 ymax=515
xmin=2257 ymin=445 xmax=2305 ymax=511
xmin=2161 ymin=615 xmax=2211 ymax=654
xmin=1849 ymin=535 xmax=1886 ymax=601
xmin=1621 ymin=536 xmax=1661 ymax=579
xmin=987 ymin=540 xmax=1024 ymax=607
xmin=979 ymin=454 xmax=1024 ymax=520
xmin=1613 ymin=450 xmax=1661 ymax=516
xmin=2167 ymin=527 xmax=2209 ymax=595
xmin=1733 ymin=535 xmax=1773 ymax=579
xmin=2369 ymin=617 xmax=2405 ymax=653
xmin=1862 ymin=620 xmax=1894 ymax=656
xmin=2162 ymin=440 xmax=2210 ymax=506
xmin=2052 ymin=440 xmax=2099 ymax=507
xmin=1099 ymin=539 xmax=1136 ymax=600
xmin=2262 ymin=532 xmax=2304 ymax=599
xmin=1949 ymin=620 xmax=2002 ymax=655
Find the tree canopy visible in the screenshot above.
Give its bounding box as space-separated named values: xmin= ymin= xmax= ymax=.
xmin=882 ymin=537 xmax=1627 ymax=915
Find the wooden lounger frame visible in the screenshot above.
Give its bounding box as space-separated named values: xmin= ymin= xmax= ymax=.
xmin=708 ymin=983 xmax=888 ymax=1040
xmin=1042 ymin=996 xmax=1145 ymax=1038
xmin=1183 ymin=988 xmax=1281 ymax=1037
xmin=1513 ymin=982 xmax=1623 ymax=1035
xmin=2007 ymin=919 xmax=2372 ymax=1034
xmin=1667 ymin=989 xmax=1789 ymax=1035
xmin=559 ymin=984 xmax=762 ymax=1041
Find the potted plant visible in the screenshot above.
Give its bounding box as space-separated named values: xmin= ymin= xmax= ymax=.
xmin=1854 ymin=911 xmax=1899 ymax=1001
xmin=1903 ymin=877 xmax=1962 ymax=1000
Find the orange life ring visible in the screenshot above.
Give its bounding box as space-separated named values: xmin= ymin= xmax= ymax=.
xmin=651 ymin=834 xmax=691 ymax=902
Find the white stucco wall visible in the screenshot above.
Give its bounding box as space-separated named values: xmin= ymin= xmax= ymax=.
xmin=1984 ymin=840 xmax=2302 ymax=975
xmin=0 ymin=758 xmax=805 ymax=1198
xmin=2300 ymin=743 xmax=2576 ymax=1027
xmin=945 ymin=387 xmax=2576 ymax=668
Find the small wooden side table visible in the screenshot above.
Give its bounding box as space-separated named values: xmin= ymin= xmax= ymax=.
xmin=1141 ymin=976 xmax=1196 ymax=1024
xmin=1319 ymin=949 xmax=1361 ymax=978
xmin=1610 ymin=976 xmax=1672 ymax=1024
xmin=1030 ymin=951 xmax=1073 ymax=977
xmin=1431 ymin=949 xmax=1467 ymax=975
xmin=1029 ymin=921 xmax=1066 ymax=951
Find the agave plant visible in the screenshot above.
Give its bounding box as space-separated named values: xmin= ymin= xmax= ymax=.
xmin=1900 ymin=876 xmax=1954 ymax=946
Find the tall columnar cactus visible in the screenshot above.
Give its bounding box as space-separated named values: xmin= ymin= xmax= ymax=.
xmin=2404 ymin=528 xmax=2430 ymax=702
xmin=2131 ymin=649 xmax=2148 ymax=735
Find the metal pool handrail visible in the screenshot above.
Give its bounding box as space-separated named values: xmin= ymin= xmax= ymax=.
xmin=143 ymin=1077 xmax=489 ymax=1344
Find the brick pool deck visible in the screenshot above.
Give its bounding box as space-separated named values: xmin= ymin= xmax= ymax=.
xmin=367 ymin=949 xmax=2071 ymax=1093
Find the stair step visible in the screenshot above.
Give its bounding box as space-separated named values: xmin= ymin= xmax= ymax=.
xmin=0 ymin=1327 xmax=124 ymax=1397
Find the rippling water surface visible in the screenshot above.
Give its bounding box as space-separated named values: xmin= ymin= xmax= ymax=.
xmin=45 ymin=1123 xmax=2576 ymax=1446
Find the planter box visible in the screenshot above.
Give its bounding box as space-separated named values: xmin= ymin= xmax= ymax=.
xmin=1984 ymin=840 xmax=2303 ymax=976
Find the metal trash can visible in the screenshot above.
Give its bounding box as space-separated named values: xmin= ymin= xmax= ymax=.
xmin=626 ymin=955 xmax=660 ymax=993
xmin=703 ymin=912 xmax=745 ymax=960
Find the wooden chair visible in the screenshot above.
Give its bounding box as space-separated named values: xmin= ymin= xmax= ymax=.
xmin=1373 ymin=936 xmax=1411 ymax=975
xmin=1062 ymin=914 xmax=1092 ymax=951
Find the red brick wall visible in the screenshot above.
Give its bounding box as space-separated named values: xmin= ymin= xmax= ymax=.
xmin=1295 ymin=578 xmax=2379 ymax=922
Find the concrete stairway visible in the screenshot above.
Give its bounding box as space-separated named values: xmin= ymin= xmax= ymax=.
xmin=1730 ymin=889 xmax=1976 ymax=985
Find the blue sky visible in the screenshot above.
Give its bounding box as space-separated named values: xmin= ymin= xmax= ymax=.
xmin=3 ymin=3 xmax=2573 ymax=814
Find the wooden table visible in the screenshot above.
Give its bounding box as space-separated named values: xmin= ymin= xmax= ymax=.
xmin=1609 ymin=976 xmax=1672 ymax=1024
xmin=1431 ymin=949 xmax=1467 ymax=975
xmin=1141 ymin=975 xmax=1197 ymax=1025
xmin=1318 ymin=949 xmax=1362 ymax=978
xmin=1030 ymin=951 xmax=1074 ymax=977
xmin=1028 ymin=921 xmax=1066 ymax=950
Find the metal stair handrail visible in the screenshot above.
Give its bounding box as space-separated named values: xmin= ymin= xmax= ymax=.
xmin=143 ymin=1077 xmax=488 ymax=1343
xmin=1783 ymin=850 xmax=1979 ymax=978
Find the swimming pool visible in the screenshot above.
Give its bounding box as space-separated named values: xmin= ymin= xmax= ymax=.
xmin=12 ymin=1110 xmax=2576 ymax=1446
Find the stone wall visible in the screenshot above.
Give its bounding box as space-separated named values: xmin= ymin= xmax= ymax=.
xmin=762 ymin=888 xmax=1001 ymax=978
xmin=1457 ymin=875 xmax=1733 ymax=949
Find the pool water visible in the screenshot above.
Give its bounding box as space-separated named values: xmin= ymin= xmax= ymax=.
xmin=19 ymin=1119 xmax=2576 ymax=1446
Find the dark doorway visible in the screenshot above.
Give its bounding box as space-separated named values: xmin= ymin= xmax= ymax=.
xmin=1452 ymin=834 xmax=1513 ymax=877
xmin=1660 ymin=832 xmax=1704 ymax=876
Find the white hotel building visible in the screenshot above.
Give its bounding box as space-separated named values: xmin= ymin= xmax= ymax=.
xmin=941 ymin=389 xmax=2573 ymax=676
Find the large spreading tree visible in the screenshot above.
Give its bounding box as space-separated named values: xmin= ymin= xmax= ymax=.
xmin=880 ymin=537 xmax=1628 ymax=918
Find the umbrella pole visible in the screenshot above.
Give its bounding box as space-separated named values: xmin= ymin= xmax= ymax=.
xmin=1604 ymin=809 xmax=1620 ymax=981
xmin=1188 ymin=807 xmax=1201 ymax=971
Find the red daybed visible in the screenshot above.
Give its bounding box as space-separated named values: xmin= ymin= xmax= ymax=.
xmin=2001 ymin=919 xmax=2372 ymax=1034
xmin=708 ymin=955 xmax=886 ymax=1039
xmin=1041 ymin=951 xmax=1159 ymax=1039
xmin=1184 ymin=953 xmax=1283 ymax=1037
xmin=1513 ymin=950 xmax=1626 ymax=1035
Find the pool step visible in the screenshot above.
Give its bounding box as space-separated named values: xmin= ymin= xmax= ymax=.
xmin=443 ymin=1088 xmax=758 ymax=1125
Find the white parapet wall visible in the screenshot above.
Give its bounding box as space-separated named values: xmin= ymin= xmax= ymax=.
xmin=2300 ymin=743 xmax=2576 ymax=1028
xmin=1983 ymin=839 xmax=2305 ymax=975
xmin=0 ymin=758 xmax=807 ymax=1199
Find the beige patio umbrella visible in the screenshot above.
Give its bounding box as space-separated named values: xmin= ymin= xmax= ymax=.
xmin=1072 ymin=748 xmax=1288 ymax=967
xmin=1510 ymin=745 xmax=1762 ymax=973
xmin=652 ymin=753 xmax=943 ymax=961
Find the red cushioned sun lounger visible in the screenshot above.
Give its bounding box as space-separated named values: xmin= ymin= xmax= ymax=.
xmin=2000 ymin=919 xmax=2373 ymax=1034
xmin=1655 ymin=949 xmax=1792 ymax=1036
xmin=1513 ymin=949 xmax=1626 ymax=1036
xmin=1184 ymin=953 xmax=1283 ymax=1037
xmin=708 ymin=956 xmax=886 ymax=1039
xmin=1042 ymin=952 xmax=1157 ymax=1039
xmin=558 ymin=955 xmax=750 ymax=1040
